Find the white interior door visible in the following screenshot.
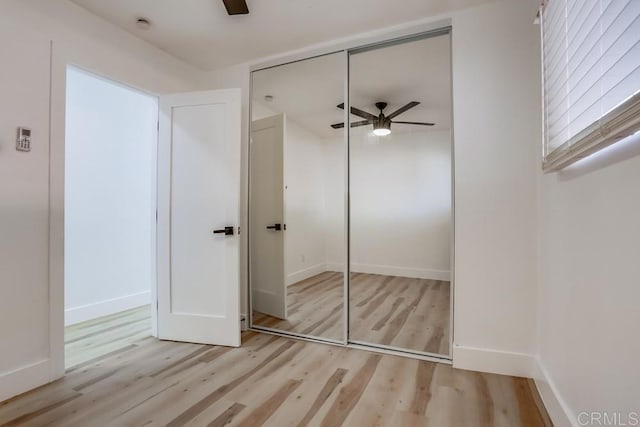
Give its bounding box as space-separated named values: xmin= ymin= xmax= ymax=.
xmin=250 ymin=114 xmax=287 ymax=320
xmin=157 ymin=88 xmax=241 ymax=346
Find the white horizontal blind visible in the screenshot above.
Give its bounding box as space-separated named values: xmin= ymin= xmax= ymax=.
xmin=541 ymin=0 xmax=640 ymax=171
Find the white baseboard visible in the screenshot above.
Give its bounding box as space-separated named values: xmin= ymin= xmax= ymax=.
xmin=287 ymin=263 xmax=328 ymax=286
xmin=295 ymin=263 xmax=450 ymax=281
xmin=452 ymin=344 xmax=535 ymax=378
xmin=325 ymin=262 xmax=344 ymax=273
xmin=533 ymin=358 xmax=576 ymax=427
xmin=0 ymin=359 xmax=53 ymax=403
xmin=351 ymin=263 xmax=450 ymax=281
xmin=65 ymin=290 xmax=151 ymax=326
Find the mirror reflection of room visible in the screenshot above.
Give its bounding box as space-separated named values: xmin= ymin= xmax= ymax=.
xmin=250 ymin=52 xmax=345 ymax=342
xmin=348 ymin=33 xmax=452 ymax=356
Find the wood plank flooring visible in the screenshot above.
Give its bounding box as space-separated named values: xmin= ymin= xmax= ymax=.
xmin=253 ymin=272 xmax=450 ymax=355
xmin=65 ymin=305 xmax=151 ymax=368
xmin=0 ymin=330 xmax=551 ymax=426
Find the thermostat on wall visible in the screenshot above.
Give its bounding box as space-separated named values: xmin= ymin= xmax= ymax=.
xmin=16 ymin=127 xmax=31 ymax=152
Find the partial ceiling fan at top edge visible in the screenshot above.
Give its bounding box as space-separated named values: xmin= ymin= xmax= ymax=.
xmin=222 ymin=0 xmax=249 ymax=15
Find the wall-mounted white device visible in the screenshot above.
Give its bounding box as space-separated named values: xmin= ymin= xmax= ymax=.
xmin=16 ymin=127 xmax=31 ymax=152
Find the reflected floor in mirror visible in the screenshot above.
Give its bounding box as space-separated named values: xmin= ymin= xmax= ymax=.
xmin=253 ymin=272 xmax=344 ymax=341
xmin=252 ymin=272 xmax=450 ymax=355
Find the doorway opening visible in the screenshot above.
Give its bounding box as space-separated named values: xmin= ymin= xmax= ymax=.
xmin=64 ymin=67 xmax=158 ymax=369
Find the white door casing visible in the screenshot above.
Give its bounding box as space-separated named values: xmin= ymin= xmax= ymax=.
xmin=157 ymin=89 xmax=241 ymax=346
xmin=250 ymin=114 xmax=287 ymax=320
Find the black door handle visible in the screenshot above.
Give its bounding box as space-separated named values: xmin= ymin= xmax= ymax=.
xmin=213 ymin=226 xmax=234 ymax=236
xmin=266 ymin=223 xmax=282 ymax=231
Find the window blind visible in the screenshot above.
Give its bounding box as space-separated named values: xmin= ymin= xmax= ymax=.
xmin=541 ymin=0 xmax=640 ymax=172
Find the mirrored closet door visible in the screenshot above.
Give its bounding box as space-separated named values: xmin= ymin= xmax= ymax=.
xmin=250 ymin=52 xmax=346 ymax=342
xmin=250 ymin=29 xmax=453 ymax=359
xmin=348 ymin=32 xmax=452 ymax=357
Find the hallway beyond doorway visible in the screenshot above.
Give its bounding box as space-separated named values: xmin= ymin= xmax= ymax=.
xmin=65 ymin=305 xmax=151 ymax=369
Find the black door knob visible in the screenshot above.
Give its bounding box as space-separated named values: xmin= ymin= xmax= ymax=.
xmin=266 ymin=223 xmax=282 ymax=231
xmin=213 ymin=226 xmax=234 ymax=236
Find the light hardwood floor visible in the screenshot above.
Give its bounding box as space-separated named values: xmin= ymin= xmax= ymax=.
xmin=1 ymin=327 xmax=551 ymax=426
xmin=253 ymin=272 xmax=450 ymax=355
xmin=65 ymin=305 xmax=151 ymax=368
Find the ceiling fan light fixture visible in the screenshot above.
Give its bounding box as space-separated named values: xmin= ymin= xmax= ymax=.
xmin=373 ymin=128 xmax=391 ymax=136
xmin=373 ymin=120 xmax=391 ymax=136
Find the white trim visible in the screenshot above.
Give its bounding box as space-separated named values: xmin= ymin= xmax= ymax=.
xmin=452 ymin=345 xmax=535 ymax=378
xmin=285 ymin=262 xmax=451 ymax=284
xmin=0 ymin=359 xmax=52 ymax=403
xmin=48 ymin=55 xmax=164 ymax=384
xmin=287 ymin=263 xmax=328 ymax=286
xmin=48 ymin=40 xmax=66 ymax=384
xmin=351 ymin=263 xmax=450 ymax=281
xmin=64 ymin=291 xmax=151 ymax=326
xmin=325 ymin=262 xmax=344 ymax=273
xmin=533 ymin=358 xmax=577 ymax=427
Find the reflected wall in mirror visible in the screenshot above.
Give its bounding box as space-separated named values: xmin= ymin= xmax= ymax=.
xmin=250 ymin=52 xmax=345 ymax=342
xmin=348 ymin=33 xmax=453 ymax=356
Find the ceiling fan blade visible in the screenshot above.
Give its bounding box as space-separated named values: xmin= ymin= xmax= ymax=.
xmin=351 ymin=120 xmax=372 ymax=128
xmin=222 ymin=0 xmax=249 ymax=15
xmin=330 ymin=120 xmax=371 ymax=129
xmin=336 ymin=103 xmax=378 ymax=121
xmin=392 ymin=121 xmax=435 ymax=126
xmin=387 ymin=101 xmax=420 ymax=119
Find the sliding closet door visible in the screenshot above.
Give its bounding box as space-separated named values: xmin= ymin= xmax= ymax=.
xmin=348 ymin=32 xmax=453 ymax=357
xmin=249 ymin=52 xmax=346 ymax=342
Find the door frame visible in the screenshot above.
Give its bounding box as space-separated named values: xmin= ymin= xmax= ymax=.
xmin=246 ymin=22 xmax=456 ymax=363
xmin=49 ymin=61 xmax=160 ymax=379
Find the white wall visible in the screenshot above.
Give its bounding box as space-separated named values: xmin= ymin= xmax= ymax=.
xmin=283 ymin=121 xmax=328 ymax=284
xmin=0 ymin=17 xmax=51 ymax=403
xmin=350 ymin=130 xmax=451 ymax=280
xmin=449 ymin=0 xmax=540 ymax=376
xmin=207 ymin=0 xmax=541 ymax=378
xmin=64 ymin=68 xmax=156 ymax=326
xmin=0 ymin=0 xmax=205 ymax=402
xmin=535 ymin=135 xmax=640 ymax=426
xmin=323 ymin=138 xmax=346 ymax=270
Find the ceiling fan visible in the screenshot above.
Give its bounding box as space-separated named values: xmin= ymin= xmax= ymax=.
xmin=331 ymin=101 xmax=434 ymax=136
xmin=222 ymin=0 xmax=249 ymax=15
